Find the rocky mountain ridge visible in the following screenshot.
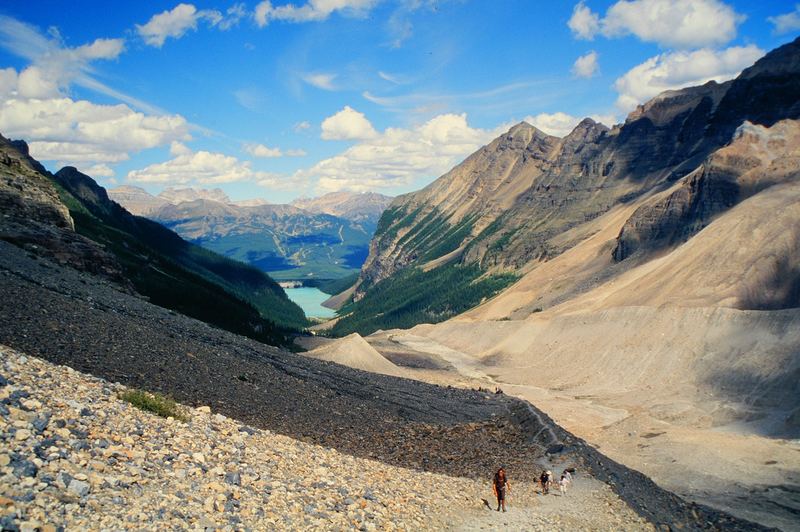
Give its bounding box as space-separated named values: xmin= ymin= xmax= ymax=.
xmin=352 ymin=37 xmax=800 ymax=315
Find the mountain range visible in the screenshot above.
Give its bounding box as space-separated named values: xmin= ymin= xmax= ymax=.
xmin=109 ymin=186 xmax=392 ymax=281
xmin=334 ymin=36 xmax=800 ymax=336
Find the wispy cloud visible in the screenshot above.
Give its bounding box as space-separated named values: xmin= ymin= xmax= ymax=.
xmin=768 ymin=4 xmax=800 ymax=35
xmin=233 ymin=87 xmax=266 ymax=111
xmin=362 ymin=78 xmax=562 ymax=116
xmin=254 ymin=0 xmax=378 ymax=27
xmin=302 ymin=72 xmax=338 ymax=90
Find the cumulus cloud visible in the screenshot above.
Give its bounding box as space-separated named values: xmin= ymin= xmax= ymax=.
xmin=76 ymin=163 xmax=115 ymax=178
xmin=302 ymin=72 xmax=337 ymax=90
xmin=572 ymin=50 xmax=599 ymax=78
xmin=613 ymin=45 xmax=765 ymax=111
xmin=568 ymin=2 xmax=600 ymax=39
xmin=768 ymin=4 xmax=800 ymax=35
xmin=136 ymin=3 xmax=243 ymax=47
xmin=521 ymin=112 xmax=617 ymax=138
xmin=287 ymin=113 xmax=495 ymax=192
xmin=321 ymin=106 xmax=378 ymax=141
xmin=244 ymin=143 xmax=306 ymax=158
xmin=128 ymin=142 xmax=269 ymax=185
xmin=136 ymin=4 xmax=201 ymax=47
xmin=0 ymin=16 xmax=190 ymax=171
xmin=0 ymin=97 xmax=190 ymax=164
xmin=568 ymin=0 xmax=744 ymax=49
xmin=254 ymin=0 xmax=378 ymax=26
xmin=523 ymin=113 xmax=584 ymax=138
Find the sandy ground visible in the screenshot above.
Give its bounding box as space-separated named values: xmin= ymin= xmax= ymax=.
xmin=355 ymin=328 xmax=800 ymax=531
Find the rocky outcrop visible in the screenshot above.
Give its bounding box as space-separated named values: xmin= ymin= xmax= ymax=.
xmin=0 ymin=137 xmax=73 ymax=232
xmin=611 ymin=166 xmax=739 ymax=261
xmin=0 ymin=139 xmax=128 ymax=285
xmin=613 ymin=119 xmax=800 ymax=262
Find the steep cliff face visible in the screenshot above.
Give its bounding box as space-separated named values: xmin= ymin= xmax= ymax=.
xmin=0 ymin=137 xmax=73 ymax=232
xmin=613 ymin=119 xmax=800 ymax=292
xmin=0 ymin=139 xmax=128 ymax=283
xmin=358 ymin=38 xmax=800 ymax=298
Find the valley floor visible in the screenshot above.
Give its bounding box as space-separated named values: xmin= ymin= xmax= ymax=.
xmin=0 ymin=346 xmax=652 ymax=531
xmin=359 ymin=330 xmax=800 ymax=531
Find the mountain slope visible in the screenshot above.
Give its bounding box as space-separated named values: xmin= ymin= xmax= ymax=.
xmin=52 ymin=166 xmax=307 ymax=336
xmin=1 ymin=135 xmax=307 ymax=343
xmin=342 ymin=37 xmax=800 ymax=335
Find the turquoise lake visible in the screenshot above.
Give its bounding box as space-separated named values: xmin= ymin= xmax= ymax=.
xmin=283 ymin=287 xmax=337 ymax=319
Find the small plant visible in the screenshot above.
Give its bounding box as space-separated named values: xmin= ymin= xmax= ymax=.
xmin=119 ymin=389 xmax=188 ymax=422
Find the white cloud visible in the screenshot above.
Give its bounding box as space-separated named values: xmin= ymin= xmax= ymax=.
xmin=0 ymin=16 xmax=125 ymax=99
xmin=568 ymin=0 xmax=744 ymax=49
xmin=244 ymin=143 xmax=307 ymax=158
xmin=572 ymin=50 xmax=599 ymax=78
xmin=523 ymin=113 xmax=584 ymax=138
xmin=293 ymin=120 xmax=311 ymax=132
xmin=244 ymin=143 xmax=283 ymax=158
xmin=0 ymin=97 xmax=190 ymax=164
xmin=254 ymin=0 xmax=378 ymax=27
xmin=128 ymin=142 xmax=269 ymax=185
xmin=321 ymin=106 xmax=378 ymax=141
xmin=568 ymin=2 xmax=600 ymax=39
xmin=287 ymin=113 xmax=495 ymax=192
xmin=378 ymin=70 xmax=407 ymax=84
xmin=768 ymin=4 xmax=800 ymax=35
xmin=302 ymin=72 xmax=337 ymax=90
xmin=519 ymin=112 xmax=617 ymax=138
xmin=75 ymin=163 xmax=115 ymax=178
xmin=137 ymin=4 xmax=200 ymax=47
xmin=0 ymin=15 xmax=168 ymax=115
xmin=0 ymin=16 xmax=190 ymax=175
xmin=613 ymin=45 xmax=765 ymax=111
xmin=136 ymin=3 xmax=242 ymax=47
xmin=217 ymin=4 xmax=247 ymax=30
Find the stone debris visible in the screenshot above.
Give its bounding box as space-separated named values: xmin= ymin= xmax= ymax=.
xmin=0 ymin=346 xmax=653 ymax=530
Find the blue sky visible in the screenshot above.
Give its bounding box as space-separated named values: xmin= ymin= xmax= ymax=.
xmin=0 ymin=1 xmax=797 ymax=202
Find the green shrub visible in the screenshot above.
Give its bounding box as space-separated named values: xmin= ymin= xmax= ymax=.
xmin=120 ymin=389 xmax=189 ymax=422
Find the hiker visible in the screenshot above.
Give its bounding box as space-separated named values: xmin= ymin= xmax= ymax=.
xmin=539 ymin=470 xmax=551 ymax=494
xmin=559 ymin=473 xmax=570 ymax=495
xmin=562 ymin=468 xmax=574 ymax=483
xmin=493 ymin=467 xmax=510 ymax=512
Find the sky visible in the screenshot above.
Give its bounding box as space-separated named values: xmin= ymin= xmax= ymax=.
xmin=0 ymin=1 xmax=797 ymax=203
